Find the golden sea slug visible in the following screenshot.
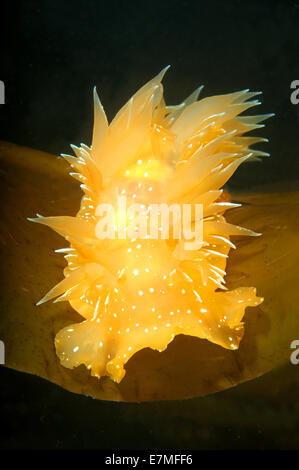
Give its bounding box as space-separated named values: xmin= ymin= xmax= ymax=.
xmin=29 ymin=67 xmax=273 ymax=383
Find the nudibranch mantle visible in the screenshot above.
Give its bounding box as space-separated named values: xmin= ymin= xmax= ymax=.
xmin=30 ymin=67 xmax=271 ymax=383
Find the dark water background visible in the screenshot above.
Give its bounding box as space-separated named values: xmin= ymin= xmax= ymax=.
xmin=1 ymin=0 xmax=299 ymax=189
xmin=0 ymin=0 xmax=299 ymax=450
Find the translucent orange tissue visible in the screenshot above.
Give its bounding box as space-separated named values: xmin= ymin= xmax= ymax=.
xmin=29 ymin=68 xmax=269 ymax=383
xmin=1 ymin=69 xmax=298 ymax=402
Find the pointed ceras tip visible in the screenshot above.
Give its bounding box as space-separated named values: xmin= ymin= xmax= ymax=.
xmin=70 ymin=144 xmax=79 ymax=152
xmin=156 ymin=65 xmax=171 ymax=83
xmin=27 ymin=214 xmax=43 ymax=223
xmin=93 ymin=85 xmax=101 ymax=104
xmin=196 ymin=84 xmax=204 ymax=97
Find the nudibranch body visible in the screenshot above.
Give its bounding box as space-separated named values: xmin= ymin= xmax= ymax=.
xmin=30 ymin=67 xmax=272 ymax=383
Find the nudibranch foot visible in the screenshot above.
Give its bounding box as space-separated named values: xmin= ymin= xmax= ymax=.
xmin=31 ymin=66 xmax=271 ymax=383
xmin=55 ymin=283 xmax=262 ymax=383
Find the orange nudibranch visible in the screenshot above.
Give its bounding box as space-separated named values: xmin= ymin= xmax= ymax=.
xmin=29 ymin=66 xmax=273 ymax=383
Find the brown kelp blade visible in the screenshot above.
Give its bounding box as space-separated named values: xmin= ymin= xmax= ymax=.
xmin=0 ymin=141 xmax=299 ymax=402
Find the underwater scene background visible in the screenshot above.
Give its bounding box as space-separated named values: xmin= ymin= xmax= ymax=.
xmin=1 ymin=0 xmax=299 ymax=450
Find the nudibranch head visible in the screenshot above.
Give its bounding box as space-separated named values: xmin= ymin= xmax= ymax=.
xmin=30 ymin=67 xmax=272 ymax=383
